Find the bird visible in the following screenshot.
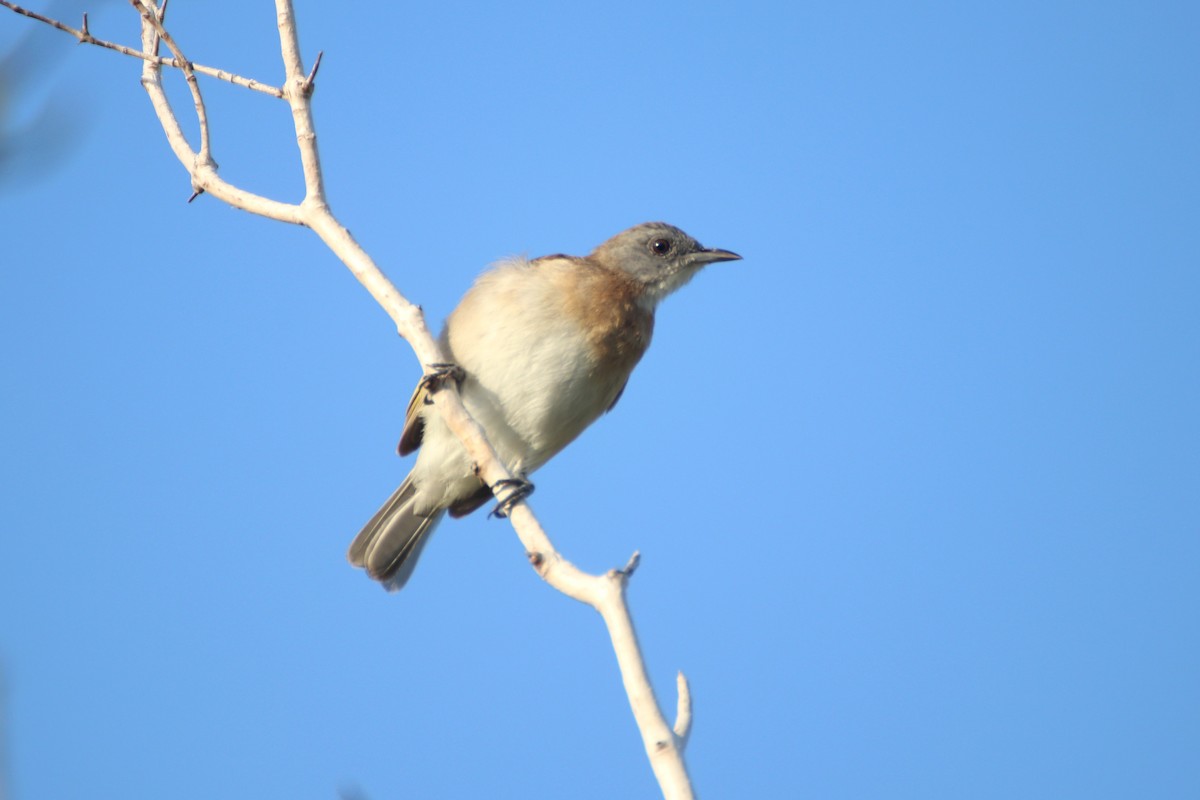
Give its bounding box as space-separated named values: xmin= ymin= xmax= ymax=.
xmin=348 ymin=222 xmax=741 ymax=590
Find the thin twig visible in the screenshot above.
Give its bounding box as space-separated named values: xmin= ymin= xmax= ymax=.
xmin=301 ymin=50 xmax=323 ymax=96
xmin=130 ymin=0 xmax=209 ymax=161
xmin=130 ymin=3 xmax=303 ymax=221
xmin=149 ymin=0 xmax=162 ymax=57
xmin=0 ymin=1 xmax=284 ymax=97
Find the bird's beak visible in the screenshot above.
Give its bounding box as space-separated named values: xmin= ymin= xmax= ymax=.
xmin=693 ymin=247 xmax=742 ymax=265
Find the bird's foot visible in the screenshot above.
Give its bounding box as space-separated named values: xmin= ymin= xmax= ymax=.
xmin=488 ymin=477 xmax=535 ymax=519
xmin=419 ymin=362 xmax=465 ymax=403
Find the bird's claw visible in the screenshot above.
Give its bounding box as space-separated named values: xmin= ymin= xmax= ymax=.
xmin=420 ymin=363 xmax=465 ymax=403
xmin=488 ymin=477 xmax=535 ymax=519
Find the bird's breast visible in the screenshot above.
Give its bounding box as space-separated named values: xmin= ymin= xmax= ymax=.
xmin=444 ymin=258 xmax=654 ymax=470
xmin=552 ymin=262 xmax=654 ymax=374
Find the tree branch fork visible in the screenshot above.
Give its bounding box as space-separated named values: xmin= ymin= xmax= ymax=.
xmin=2 ymin=2 xmax=696 ymax=797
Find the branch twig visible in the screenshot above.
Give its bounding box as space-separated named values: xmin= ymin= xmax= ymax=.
xmin=0 ymin=0 xmax=284 ymax=97
xmin=130 ymin=0 xmax=209 ymax=162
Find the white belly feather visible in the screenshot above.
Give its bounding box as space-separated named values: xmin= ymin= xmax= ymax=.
xmin=407 ymin=256 xmax=642 ymax=512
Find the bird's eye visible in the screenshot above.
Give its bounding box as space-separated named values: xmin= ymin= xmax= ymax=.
xmin=649 ymin=238 xmax=673 ymax=256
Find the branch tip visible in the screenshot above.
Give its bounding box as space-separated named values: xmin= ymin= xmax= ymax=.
xmin=620 ymin=550 xmax=641 ymax=578
xmin=673 ymin=671 xmax=693 ymax=748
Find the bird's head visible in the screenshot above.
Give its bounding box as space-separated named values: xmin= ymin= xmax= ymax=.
xmin=590 ymin=222 xmax=741 ymax=307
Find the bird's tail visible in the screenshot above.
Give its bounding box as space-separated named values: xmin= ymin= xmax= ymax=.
xmin=348 ymin=474 xmax=445 ymax=592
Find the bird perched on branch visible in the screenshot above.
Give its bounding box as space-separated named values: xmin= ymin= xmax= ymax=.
xmin=348 ymin=222 xmax=741 ymax=590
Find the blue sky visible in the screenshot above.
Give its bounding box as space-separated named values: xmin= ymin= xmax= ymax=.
xmin=2 ymin=1 xmax=1198 ymax=797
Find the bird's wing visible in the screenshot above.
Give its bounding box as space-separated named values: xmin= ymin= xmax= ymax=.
xmin=397 ymin=381 xmax=427 ymax=456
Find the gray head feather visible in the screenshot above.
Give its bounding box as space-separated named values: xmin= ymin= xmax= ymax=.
xmin=590 ymin=222 xmax=740 ymax=306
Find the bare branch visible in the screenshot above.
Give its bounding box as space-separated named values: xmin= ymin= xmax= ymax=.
xmin=125 ymin=3 xmax=303 ymax=221
xmin=590 ymin=567 xmax=694 ymax=798
xmin=0 ymin=0 xmax=85 ymax=37
xmin=5 ymin=2 xmax=699 ymax=797
xmin=274 ymin=0 xmax=325 ymax=205
xmin=0 ymin=1 xmax=285 ymax=97
xmin=130 ymin=0 xmax=210 ymax=160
